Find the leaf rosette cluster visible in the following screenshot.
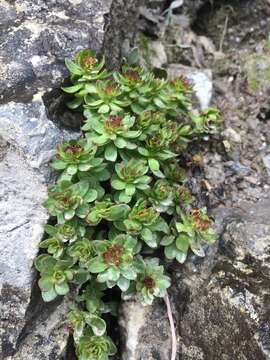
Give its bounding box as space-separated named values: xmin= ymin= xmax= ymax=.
xmin=35 ymin=49 xmax=221 ymax=360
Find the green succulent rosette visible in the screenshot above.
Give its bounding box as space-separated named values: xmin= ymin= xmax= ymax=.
xmin=192 ymin=108 xmax=222 ymax=134
xmin=84 ymin=79 xmax=129 ymax=115
xmin=62 ymin=50 xmax=110 ymax=109
xmin=83 ymin=114 xmax=141 ymax=161
xmin=44 ymin=180 xmax=98 ymax=223
xmin=148 ymin=179 xmax=175 ymax=213
xmin=111 ymin=159 xmax=151 ymax=203
xmin=162 ymin=208 xmax=216 ymax=263
xmin=128 ymin=257 xmax=171 ymax=306
xmin=114 ymin=199 xmax=169 ymax=248
xmin=51 ymin=139 xmax=103 ymax=179
xmin=76 ymin=335 xmax=117 ymax=360
xmin=88 ymin=234 xmax=141 ymax=291
xmin=35 ymin=254 xmax=74 ymax=301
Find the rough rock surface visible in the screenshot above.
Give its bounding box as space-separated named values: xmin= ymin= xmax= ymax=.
xmin=11 ymin=297 xmax=72 ymax=360
xmin=119 ymin=299 xmax=171 ymax=360
xmin=0 ymin=100 xmax=78 ymax=358
xmin=176 ymin=200 xmax=270 ymax=359
xmin=119 ymin=200 xmax=270 ymax=359
xmin=0 ymin=0 xmax=141 ymax=104
xmin=0 ymin=0 xmax=142 ymax=358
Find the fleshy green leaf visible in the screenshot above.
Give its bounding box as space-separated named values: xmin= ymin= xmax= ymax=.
xmin=175 ymin=234 xmax=189 ymax=252
xmin=105 ymin=144 xmax=117 ymax=162
xmin=98 ymin=104 xmax=110 ymax=113
xmin=55 ymin=282 xmax=69 ymax=295
xmin=175 ymin=251 xmax=187 ymax=263
xmin=41 ymin=287 xmax=58 ymax=302
xmin=125 ymin=184 xmax=136 ymax=196
xmin=106 ymin=204 xmax=130 ymax=221
xmin=117 ymin=276 xmax=130 ymax=291
xmin=160 ymin=235 xmax=175 ymax=246
xmin=51 ymin=160 xmax=67 ymax=170
xmin=87 ymin=315 xmax=106 ymax=336
xmin=164 ymin=243 xmax=177 ymax=259
xmin=65 ymin=59 xmax=83 ymax=75
xmin=67 ymin=165 xmax=78 ymax=175
xmin=35 ymin=255 xmax=56 ymax=273
xmin=84 ymin=189 xmax=98 ymax=203
xmin=88 ymin=257 xmax=108 ymax=273
xmin=148 ymin=158 xmax=160 ymax=172
xmin=111 ymin=178 xmax=126 ymax=190
xmin=118 ymin=191 xmax=131 ymax=203
xmin=62 ymin=83 xmax=84 ymax=93
xmin=141 ymin=228 xmax=157 ymax=248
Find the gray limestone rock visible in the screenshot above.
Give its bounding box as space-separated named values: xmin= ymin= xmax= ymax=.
xmin=0 ymin=100 xmax=79 ymax=358
xmin=11 ymin=298 xmax=72 ymax=360
xmin=119 ymin=299 xmax=171 ymax=360
xmin=0 ymin=0 xmax=141 ymax=104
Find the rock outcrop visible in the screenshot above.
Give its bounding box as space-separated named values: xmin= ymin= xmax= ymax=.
xmin=119 ymin=201 xmax=270 ymax=359
xmin=177 ymin=201 xmax=270 ymax=360
xmin=0 ymin=1 xmax=141 ymax=358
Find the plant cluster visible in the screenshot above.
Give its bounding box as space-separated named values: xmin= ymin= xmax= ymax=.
xmin=35 ymin=49 xmax=221 ymax=360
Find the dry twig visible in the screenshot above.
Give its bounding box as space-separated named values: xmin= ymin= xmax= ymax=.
xmin=164 ymin=292 xmax=177 ymax=360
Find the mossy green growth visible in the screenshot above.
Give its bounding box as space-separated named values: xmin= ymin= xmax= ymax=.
xmin=35 ymin=49 xmax=221 ymax=360
xmin=137 ymin=32 xmax=153 ymax=70
xmin=243 ymin=52 xmax=270 ymax=92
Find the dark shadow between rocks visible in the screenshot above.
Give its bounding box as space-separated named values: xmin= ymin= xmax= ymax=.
xmin=42 ymin=83 xmax=84 ymax=132
xmin=15 ymin=271 xmax=64 ymax=353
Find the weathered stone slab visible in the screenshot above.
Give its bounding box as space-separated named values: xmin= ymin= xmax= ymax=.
xmin=119 ymin=299 xmax=171 ymax=360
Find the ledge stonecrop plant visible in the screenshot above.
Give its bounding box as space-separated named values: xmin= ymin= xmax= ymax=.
xmin=35 ymin=49 xmax=221 ymax=360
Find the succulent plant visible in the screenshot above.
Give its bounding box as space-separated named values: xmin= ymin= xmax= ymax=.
xmin=35 ymin=49 xmax=219 ymax=360
xmin=44 ymin=180 xmax=98 ymax=223
xmin=114 ymin=65 xmax=169 ymax=114
xmin=88 ymin=234 xmax=140 ymax=291
xmin=84 ymin=79 xmax=129 ymax=115
xmin=68 ymin=238 xmax=95 ymax=267
xmin=83 ymin=200 xmax=130 ymax=226
xmin=192 ymin=108 xmax=222 ymax=134
xmin=162 ymin=208 xmax=216 ymax=263
xmin=68 ymin=308 xmax=107 ymax=341
xmin=76 ymin=335 xmax=117 ymax=360
xmin=148 ymin=179 xmax=174 ymax=213
xmin=174 ymin=185 xmax=194 ymax=208
xmin=51 ymin=139 xmax=101 ymax=179
xmin=62 ymin=50 xmax=110 ymax=109
xmin=35 ymin=255 xmax=74 ymax=301
xmin=137 ymin=111 xmax=166 ymax=132
xmin=163 ymin=161 xmax=187 ymax=183
xmin=134 ymin=258 xmax=171 ymax=305
xmin=169 ymin=75 xmax=193 ymax=93
xmin=39 ymin=221 xmax=86 ymax=258
xmin=83 ymin=114 xmax=141 ymax=161
xmin=67 ymin=50 xmax=107 ymax=78
xmin=114 ymin=199 xmax=168 ymax=248
xmin=77 ymin=281 xmax=109 ymax=314
xmin=111 ymin=159 xmax=151 ymax=203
